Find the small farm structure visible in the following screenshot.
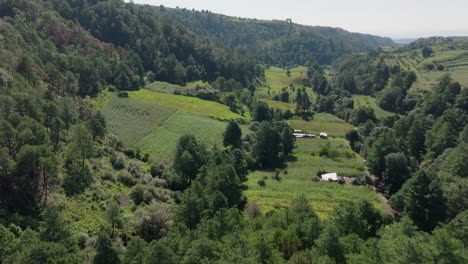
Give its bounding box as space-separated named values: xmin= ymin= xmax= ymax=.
xmin=321 ymin=173 xmax=340 ymax=181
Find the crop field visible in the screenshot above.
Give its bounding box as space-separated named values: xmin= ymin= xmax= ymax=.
xmin=289 ymin=113 xmax=354 ymax=137
xmin=128 ymin=89 xmax=242 ymax=120
xmin=353 ymin=95 xmax=395 ymax=119
xmin=102 ymin=95 xmax=177 ymax=147
xmin=410 ymin=49 xmax=468 ymax=91
xmin=136 ymin=111 xmax=229 ymax=161
xmin=245 ymin=137 xmax=381 ymax=219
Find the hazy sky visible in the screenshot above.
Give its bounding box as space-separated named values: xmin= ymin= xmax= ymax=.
xmin=127 ymin=0 xmax=468 ymax=38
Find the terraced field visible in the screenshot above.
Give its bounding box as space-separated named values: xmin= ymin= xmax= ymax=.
xmin=136 ymin=111 xmax=229 ymax=161
xmin=102 ymin=96 xmax=176 ymax=147
xmin=128 ymin=89 xmax=243 ymax=120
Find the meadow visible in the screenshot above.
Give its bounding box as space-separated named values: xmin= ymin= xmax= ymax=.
xmin=260 ymin=99 xmax=296 ymax=111
xmin=353 ymin=95 xmax=395 ymax=119
xmin=102 ymin=95 xmax=177 ymax=147
xmin=255 ymin=66 xmax=314 ymax=100
xmin=128 ymin=89 xmax=243 ymax=120
xmin=289 ymin=113 xmax=354 ymax=137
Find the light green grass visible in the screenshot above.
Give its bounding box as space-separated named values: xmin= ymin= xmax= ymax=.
xmin=257 ymin=66 xmax=310 ymax=98
xmin=245 ymin=170 xmax=381 ymax=219
xmin=245 ymin=136 xmax=380 ymax=219
xmin=353 ymin=95 xmax=395 ymax=119
xmin=136 ymin=111 xmax=229 ymax=161
xmin=289 ymin=113 xmax=354 ymax=138
xmin=261 ymin=99 xmax=296 ymax=111
xmin=102 ymin=95 xmax=176 ymax=147
xmin=63 ymin=182 xmax=132 ymax=235
xmin=128 ymin=89 xmax=242 ymax=120
xmin=244 ymin=124 xmax=380 ymax=219
xmin=145 ymin=81 xmax=185 ymax=94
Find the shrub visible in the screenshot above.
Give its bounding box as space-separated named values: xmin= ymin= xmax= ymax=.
xmin=133 ymin=203 xmax=173 ymax=242
xmin=245 ymin=201 xmax=262 ymax=219
xmin=258 ymin=179 xmax=266 ymax=187
xmin=117 ymin=91 xmax=129 ymax=98
xmin=117 ymin=171 xmax=136 ymax=187
xmin=150 ymin=162 xmax=166 ymax=177
xmin=153 ymin=178 xmax=168 ymax=188
xmin=110 ymin=153 xmax=126 ymax=170
xmin=102 ymin=171 xmax=115 ymax=182
xmin=124 ymin=148 xmax=136 ymax=158
xmin=128 ymin=162 xmax=144 ymax=178
xmin=131 ymin=184 xmax=146 ymax=205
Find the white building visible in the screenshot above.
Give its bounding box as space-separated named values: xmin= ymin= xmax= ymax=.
xmin=321 ymin=173 xmax=339 ymax=181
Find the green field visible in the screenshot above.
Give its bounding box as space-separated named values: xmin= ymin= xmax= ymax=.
xmin=102 ymin=96 xmax=176 ymax=147
xmin=245 ymin=137 xmax=381 ymax=219
xmin=145 ymin=81 xmax=186 ymax=94
xmin=128 ymin=89 xmax=242 ymax=120
xmin=289 ymin=113 xmax=354 ymax=137
xmin=256 ymin=66 xmax=314 ymax=99
xmin=353 ymin=95 xmax=395 ymax=119
xmin=136 ymin=111 xmax=229 ymax=161
xmin=261 ymin=99 xmax=296 ymax=111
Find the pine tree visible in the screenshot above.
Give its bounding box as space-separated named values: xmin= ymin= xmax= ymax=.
xmin=223 ymin=120 xmax=242 ymax=149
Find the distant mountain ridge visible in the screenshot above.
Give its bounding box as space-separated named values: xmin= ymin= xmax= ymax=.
xmin=150 ymin=6 xmax=394 ymax=66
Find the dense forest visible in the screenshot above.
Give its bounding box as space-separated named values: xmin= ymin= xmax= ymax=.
xmin=0 ymin=0 xmax=467 ymax=263
xmin=155 ymin=6 xmax=394 ymax=66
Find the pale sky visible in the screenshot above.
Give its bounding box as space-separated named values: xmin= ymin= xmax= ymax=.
xmin=126 ymin=0 xmax=468 ymax=39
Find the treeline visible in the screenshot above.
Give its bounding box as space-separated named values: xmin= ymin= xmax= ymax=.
xmin=157 ymin=6 xmax=394 ymax=66
xmin=48 ymin=0 xmax=262 ymax=87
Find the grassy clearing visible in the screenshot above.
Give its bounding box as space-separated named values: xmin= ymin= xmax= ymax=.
xmin=245 ymin=137 xmax=380 ymax=219
xmin=128 ymin=89 xmax=242 ymax=120
xmin=261 ymin=99 xmax=296 ymax=111
xmin=102 ymin=95 xmax=176 ymax=147
xmin=136 ymin=111 xmax=229 ymax=161
xmin=257 ymin=66 xmax=313 ymax=99
xmin=145 ymin=81 xmax=185 ymax=94
xmin=289 ymin=113 xmax=354 ymax=138
xmin=353 ymin=95 xmax=395 ymax=119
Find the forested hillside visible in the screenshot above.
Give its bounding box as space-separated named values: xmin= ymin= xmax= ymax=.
xmin=48 ymin=0 xmax=262 ymax=87
xmin=156 ymin=6 xmax=394 ymax=66
xmin=0 ymin=0 xmax=466 ymax=263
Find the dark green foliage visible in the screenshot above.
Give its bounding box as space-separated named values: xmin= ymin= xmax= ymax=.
xmin=281 ymin=126 xmax=295 ymax=156
xmin=422 ymin=46 xmax=434 ymax=58
xmin=252 ymin=122 xmax=283 ymax=169
xmin=365 ymin=129 xmax=400 ymax=177
xmin=133 ymin=203 xmax=173 ymax=242
xmin=145 ymin=241 xmax=177 ymax=264
xmin=252 ymin=101 xmax=273 ymax=122
xmin=94 ymin=230 xmax=121 ymax=264
xmin=295 ymin=88 xmax=312 ymax=118
xmin=162 ymin=8 xmax=393 ymax=66
xmin=350 ymin=107 xmax=377 ymax=126
xmin=223 ymin=120 xmax=242 ymax=149
xmin=391 ymin=171 xmax=446 ymax=232
xmin=331 ymin=200 xmax=384 ymax=239
xmin=39 ymin=205 xmax=71 ymax=243
xmin=173 ymin=135 xmax=208 ymax=190
xmin=383 ymin=153 xmax=411 ymax=195
xmin=51 ymin=0 xmax=260 ymax=86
